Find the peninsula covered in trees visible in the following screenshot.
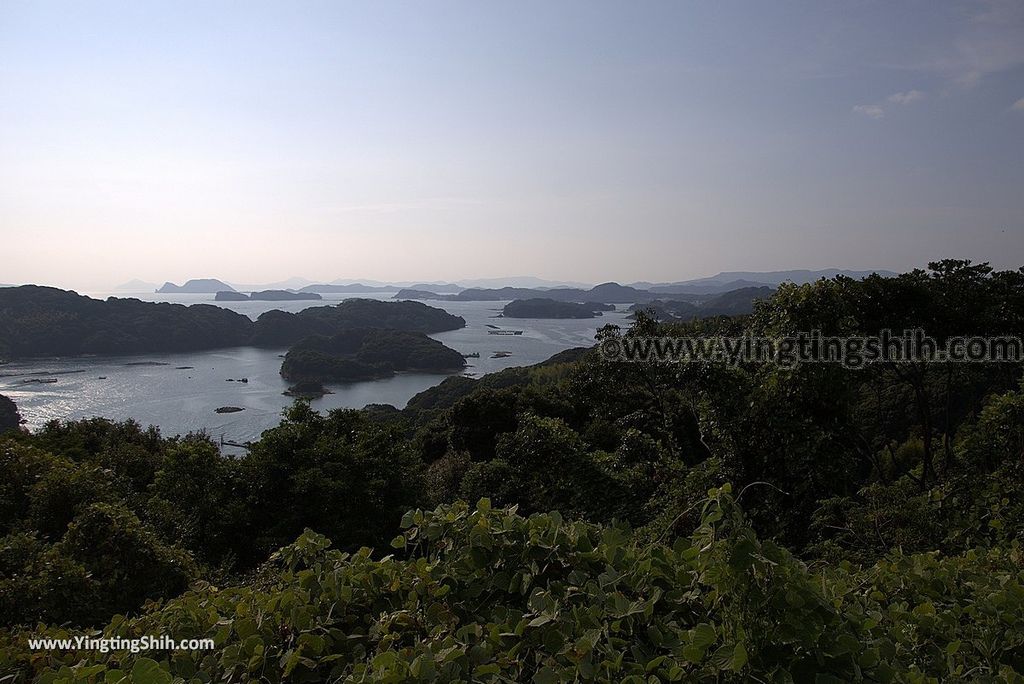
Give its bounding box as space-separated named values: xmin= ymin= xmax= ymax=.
xmin=2 ymin=261 xmax=1023 ymax=682
xmin=0 ymin=286 xmax=465 ymax=358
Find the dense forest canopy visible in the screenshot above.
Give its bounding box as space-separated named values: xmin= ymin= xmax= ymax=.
xmin=1 ymin=261 xmax=1023 ymax=682
xmin=0 ymin=287 xmax=465 ymax=357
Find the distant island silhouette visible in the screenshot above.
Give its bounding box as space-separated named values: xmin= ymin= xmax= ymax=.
xmin=157 ymin=279 xmax=235 ymax=293
xmin=502 ymin=299 xmax=610 ymax=319
xmin=216 ymin=290 xmax=323 ymax=302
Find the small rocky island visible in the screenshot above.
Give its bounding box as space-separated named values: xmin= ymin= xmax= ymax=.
xmin=214 ymin=290 xmax=249 ymax=301
xmin=502 ymin=298 xmax=609 ymax=319
xmin=284 ymin=380 xmax=331 ymax=398
xmin=280 ymin=329 xmax=466 ymax=384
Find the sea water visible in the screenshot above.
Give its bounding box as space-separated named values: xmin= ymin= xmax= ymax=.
xmin=1 ymin=292 xmax=630 ymax=450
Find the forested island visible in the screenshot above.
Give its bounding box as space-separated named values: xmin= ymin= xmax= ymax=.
xmin=247 ymin=297 xmax=466 ymax=347
xmin=0 ymin=287 xmax=465 ymax=357
xmin=280 ymin=329 xmax=466 ymax=383
xmin=502 ymin=298 xmax=609 ymax=318
xmin=2 ymin=261 xmax=1024 ymax=681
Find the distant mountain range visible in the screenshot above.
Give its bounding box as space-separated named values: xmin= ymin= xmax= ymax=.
xmin=299 ymin=283 xmax=400 ymax=293
xmin=127 ymin=269 xmax=893 ymax=296
xmin=452 ymin=276 xmax=592 ymax=289
xmin=397 ymin=282 xmax=661 ymax=304
xmin=391 ymin=282 xmax=776 ymax=319
xmin=630 ymin=269 xmax=897 ymax=294
xmin=228 ymin=277 xmax=316 ymax=292
xmin=630 ymin=286 xmax=776 ymax=320
xmin=216 ymin=290 xmax=322 ymax=302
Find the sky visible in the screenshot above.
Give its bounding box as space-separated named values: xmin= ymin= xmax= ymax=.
xmin=1 ymin=0 xmax=1023 ymax=290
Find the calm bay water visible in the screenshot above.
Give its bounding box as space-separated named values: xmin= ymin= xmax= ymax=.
xmin=1 ymin=292 xmax=630 ymax=450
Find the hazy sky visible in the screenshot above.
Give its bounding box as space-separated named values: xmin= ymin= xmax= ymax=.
xmin=2 ymin=0 xmax=1023 ymax=289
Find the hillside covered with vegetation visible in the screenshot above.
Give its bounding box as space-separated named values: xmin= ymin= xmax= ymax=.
xmin=0 ymin=287 xmax=465 ymax=357
xmin=280 ymin=329 xmax=467 ymax=383
xmin=1 ymin=261 xmax=1023 ymax=682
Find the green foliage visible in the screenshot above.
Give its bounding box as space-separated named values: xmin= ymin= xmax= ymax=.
xmin=2 ymin=262 xmax=1024 ymax=681
xmin=5 ymin=491 xmax=1023 ymax=682
xmin=53 ymin=503 xmax=197 ymax=619
xmin=0 ymin=438 xmax=200 ymax=626
xmin=234 ymin=404 xmax=427 ymax=564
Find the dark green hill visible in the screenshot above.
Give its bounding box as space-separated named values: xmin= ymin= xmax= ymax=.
xmin=280 ymin=329 xmax=466 ymax=383
xmin=698 ymin=285 xmax=775 ymax=316
xmin=250 ymin=298 xmax=465 ymax=347
xmin=0 ymin=287 xmax=466 ymax=357
xmin=0 ymin=286 xmax=252 ymax=357
xmin=502 ymin=298 xmax=603 ymax=318
xmin=629 ymin=286 xmax=775 ymax=320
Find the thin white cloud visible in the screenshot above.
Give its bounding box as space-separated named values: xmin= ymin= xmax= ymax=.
xmin=853 ymin=104 xmax=885 ymax=119
xmin=870 ymin=0 xmax=1024 ymax=88
xmin=853 ymin=90 xmax=926 ymax=120
xmin=947 ymin=0 xmax=1024 ymax=85
xmin=1013 ymin=97 xmax=1024 ymax=111
xmin=888 ymin=90 xmax=926 ymax=105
